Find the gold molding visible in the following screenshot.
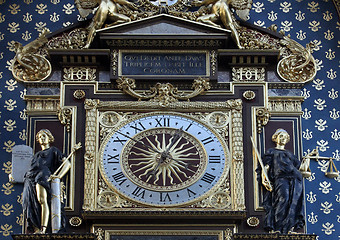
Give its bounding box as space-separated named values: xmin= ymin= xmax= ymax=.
xmin=25 ymin=96 xmax=60 ymax=113
xmin=255 ymin=108 xmax=270 ymax=134
xmin=117 ymin=77 xmax=210 ymax=107
xmin=57 ymin=106 xmax=73 ymax=132
xmin=268 ymin=96 xmax=304 ymax=114
xmin=232 ymin=67 xmax=266 ymax=82
xmin=92 ymin=224 xmax=237 ymax=240
xmin=63 ymin=67 xmax=97 ymax=81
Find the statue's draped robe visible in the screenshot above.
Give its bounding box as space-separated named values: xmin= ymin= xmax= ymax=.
xmin=261 ymin=148 xmax=305 ymax=233
xmin=22 ymin=146 xmax=64 ymax=232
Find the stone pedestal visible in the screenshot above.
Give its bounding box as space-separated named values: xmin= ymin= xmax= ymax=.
xmin=233 ymin=233 xmax=317 ymax=240
xmin=11 ymin=233 xmax=95 ymax=240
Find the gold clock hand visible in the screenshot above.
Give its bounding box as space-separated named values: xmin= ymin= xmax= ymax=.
xmin=116 ymin=131 xmax=161 ymax=154
xmin=164 ymin=127 xmax=183 ymax=153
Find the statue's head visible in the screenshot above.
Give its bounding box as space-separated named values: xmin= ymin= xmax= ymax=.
xmin=36 ymin=129 xmax=55 ymax=144
xmin=272 ymin=128 xmax=290 ymax=146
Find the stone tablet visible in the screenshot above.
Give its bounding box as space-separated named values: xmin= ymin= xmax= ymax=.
xmin=11 ymin=145 xmax=33 ymax=183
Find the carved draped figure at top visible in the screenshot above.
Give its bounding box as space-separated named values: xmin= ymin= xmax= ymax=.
xmin=257 ymin=129 xmax=310 ymax=234
xmin=75 ymin=0 xmax=138 ymax=48
xmin=22 ymin=129 xmax=71 ymax=234
xmin=192 ymin=0 xmax=252 ymax=49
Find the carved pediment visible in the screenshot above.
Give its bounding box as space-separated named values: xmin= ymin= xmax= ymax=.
xmin=97 ymin=14 xmax=230 ymax=37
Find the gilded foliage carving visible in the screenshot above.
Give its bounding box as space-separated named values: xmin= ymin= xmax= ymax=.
xmin=116 ymin=77 xmax=210 ymax=107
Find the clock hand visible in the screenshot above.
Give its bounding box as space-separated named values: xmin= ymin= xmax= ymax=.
xmin=164 ymin=127 xmax=183 ymax=154
xmin=116 ymin=131 xmax=161 ymax=154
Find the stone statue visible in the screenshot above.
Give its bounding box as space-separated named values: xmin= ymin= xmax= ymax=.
xmin=22 ymin=129 xmax=71 ymax=234
xmin=75 ymin=0 xmax=138 ymax=48
xmin=258 ymin=128 xmax=310 ymax=234
xmin=192 ymin=0 xmax=252 ymax=49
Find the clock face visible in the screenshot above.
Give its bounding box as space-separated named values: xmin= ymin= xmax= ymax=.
xmin=99 ymin=112 xmax=229 ymax=207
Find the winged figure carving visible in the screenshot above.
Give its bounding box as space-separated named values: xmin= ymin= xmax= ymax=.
xmin=74 ymin=0 xmax=138 ymax=48
xmin=192 ymin=0 xmax=252 ymax=48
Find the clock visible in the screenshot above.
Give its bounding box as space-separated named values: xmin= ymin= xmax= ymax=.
xmin=99 ymin=112 xmax=230 ymax=207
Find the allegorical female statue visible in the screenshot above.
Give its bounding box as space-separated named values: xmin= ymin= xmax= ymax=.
xmin=22 ymin=129 xmax=71 ymax=234
xmin=258 ymin=128 xmax=308 ymax=234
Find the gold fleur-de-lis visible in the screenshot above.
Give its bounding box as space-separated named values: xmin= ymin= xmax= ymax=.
xmin=51 ymin=0 xmax=60 ymax=4
xmin=327 ymin=69 xmax=337 ymax=79
xmin=1 ymin=182 xmax=14 ymax=195
xmin=19 ymin=129 xmax=27 ymax=141
xmin=0 ymin=13 xmax=5 ymax=23
xmin=311 ymin=40 xmax=322 ymax=51
xmin=17 ymin=193 xmax=23 ymax=204
xmin=2 ymin=161 xmax=12 ymax=175
xmin=36 ymin=3 xmax=48 ymax=14
xmin=7 ymin=22 xmax=20 ymax=33
xmin=24 ymin=0 xmax=33 ymax=4
xmin=23 ymin=12 xmax=32 ymax=23
xmin=308 ymin=21 xmax=321 ymax=32
xmin=8 ymin=4 xmax=21 ymax=14
xmin=4 ymin=119 xmax=16 ymax=132
xmin=50 ymin=12 xmax=60 ymax=22
xmin=5 ymin=79 xmax=17 ymax=91
xmin=35 ymin=22 xmax=47 ymax=32
xmin=20 ymin=89 xmax=27 ymax=99
xmin=16 ymin=213 xmax=23 ymax=226
xmin=0 ymin=204 xmax=13 ymax=216
xmin=325 ymin=49 xmax=336 ymax=60
xmin=3 ymin=140 xmax=15 ymax=153
xmin=22 ymin=30 xmax=32 ymax=41
xmin=324 ymin=30 xmax=334 ymax=40
xmin=267 ymin=11 xmax=277 ymax=22
xmin=6 ymin=41 xmax=17 ymax=52
xmin=295 ymin=10 xmax=305 ymax=22
xmin=323 ymin=11 xmax=333 ymax=21
xmin=4 ymin=99 xmax=17 ymax=111
xmin=0 ymin=224 xmax=13 ymax=237
xmin=20 ymin=109 xmax=27 ymax=120
xmin=307 ymin=1 xmax=319 ymax=13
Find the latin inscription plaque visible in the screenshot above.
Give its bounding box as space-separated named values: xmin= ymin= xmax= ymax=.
xmin=119 ymin=51 xmax=209 ymax=77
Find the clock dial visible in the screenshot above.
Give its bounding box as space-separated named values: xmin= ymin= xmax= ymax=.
xmin=121 ymin=128 xmax=207 ymax=192
xmin=99 ymin=112 xmax=229 ymax=207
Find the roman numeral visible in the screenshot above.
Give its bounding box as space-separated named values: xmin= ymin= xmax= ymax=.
xmin=132 ymin=187 xmax=146 ymax=199
xmin=187 ymin=188 xmax=196 ymax=197
xmin=107 ymin=154 xmax=119 ymax=164
xmin=113 ymin=136 xmax=127 ymax=145
xmin=130 ymin=122 xmax=146 ymax=133
xmin=185 ymin=123 xmax=192 ymax=131
xmin=209 ymin=155 xmax=221 ymax=163
xmin=112 ymin=172 xmax=127 ymax=185
xmin=155 ymin=117 xmax=170 ymax=127
xmin=159 ymin=192 xmax=172 ymax=202
xmin=201 ymin=172 xmax=215 ymax=184
xmin=201 ymin=137 xmax=214 ymax=145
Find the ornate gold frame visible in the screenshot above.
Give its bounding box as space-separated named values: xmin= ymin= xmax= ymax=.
xmin=83 ymin=99 xmax=245 ymax=212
